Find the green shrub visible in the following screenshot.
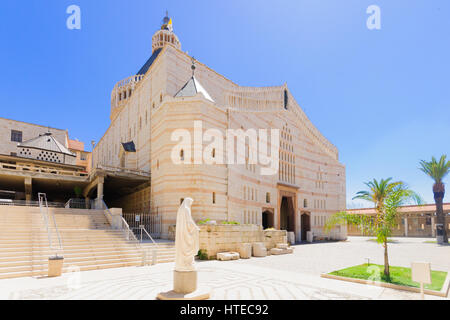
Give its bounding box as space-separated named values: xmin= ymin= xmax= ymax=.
xmin=197 ymin=218 xmax=211 ymax=225
xmin=197 ymin=249 xmax=209 ymax=260
xmin=220 ymin=221 xmax=240 ymax=225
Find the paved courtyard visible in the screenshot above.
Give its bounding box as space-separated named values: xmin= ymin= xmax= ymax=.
xmin=0 ymin=237 xmax=448 ymax=300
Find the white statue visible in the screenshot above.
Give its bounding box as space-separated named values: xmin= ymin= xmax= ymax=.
xmin=175 ymin=198 xmax=199 ymax=272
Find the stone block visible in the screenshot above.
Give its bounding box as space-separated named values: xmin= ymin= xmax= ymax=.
xmin=287 ymin=232 xmax=295 ymax=245
xmin=276 ymin=243 xmax=289 ymax=250
xmin=217 ymin=252 xmax=240 ymax=261
xmin=252 ymin=242 xmax=267 ymax=257
xmin=307 ymin=231 xmax=313 ymax=243
xmin=270 ymin=247 xmax=293 ymax=255
xmin=239 ymin=243 xmax=252 ymax=259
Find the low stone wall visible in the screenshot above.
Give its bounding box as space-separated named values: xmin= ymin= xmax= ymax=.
xmin=198 ymin=225 xmax=287 ymax=259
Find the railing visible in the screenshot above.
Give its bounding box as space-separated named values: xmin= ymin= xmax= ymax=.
xmin=0 ymin=199 xmax=64 ymax=208
xmin=0 ymin=161 xmax=88 ymax=178
xmin=38 ymin=193 xmax=63 ymax=258
xmin=113 ymin=74 xmax=144 ymax=89
xmin=97 ymin=199 xmax=140 ymax=244
xmin=123 ymin=213 xmax=161 ymax=238
xmin=132 ymin=226 xmax=159 ymax=245
xmin=95 ymin=164 xmax=151 ymax=177
xmin=64 ymin=198 xmax=88 ymax=209
xmin=92 ymin=199 xmax=160 ymax=265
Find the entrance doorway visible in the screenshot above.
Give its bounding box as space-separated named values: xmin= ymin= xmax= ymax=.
xmin=301 ymin=213 xmax=311 ymax=241
xmin=262 ymin=210 xmax=274 ymax=229
xmin=280 ymin=196 xmax=295 ymax=232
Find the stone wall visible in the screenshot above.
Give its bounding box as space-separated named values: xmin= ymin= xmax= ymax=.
xmin=197 ymin=225 xmax=287 ymax=259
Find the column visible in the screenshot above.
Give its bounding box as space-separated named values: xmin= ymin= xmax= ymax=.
xmin=97 ymin=176 xmax=104 ymax=201
xmin=431 ymin=216 xmax=436 ymax=237
xmin=24 ymin=177 xmax=32 ymax=202
xmin=404 ymin=215 xmax=408 ymax=237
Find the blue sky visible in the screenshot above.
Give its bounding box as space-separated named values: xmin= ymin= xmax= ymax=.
xmin=1 ymin=0 xmax=449 ymax=207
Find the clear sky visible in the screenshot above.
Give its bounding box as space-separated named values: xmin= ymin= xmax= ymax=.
xmin=1 ymin=0 xmax=449 ymax=207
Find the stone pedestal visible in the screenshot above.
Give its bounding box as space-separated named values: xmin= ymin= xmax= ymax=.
xmin=287 ymin=232 xmax=295 ymax=245
xmin=252 ymin=242 xmax=267 ymax=257
xmin=48 ymin=257 xmax=64 ymax=277
xmin=174 ymin=270 xmax=197 ymax=294
xmin=306 ymin=231 xmax=313 ymax=243
xmin=157 ymin=270 xmax=210 ymax=300
xmin=239 ymin=243 xmax=252 ymax=259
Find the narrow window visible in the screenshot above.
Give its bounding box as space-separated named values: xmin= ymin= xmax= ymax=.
xmin=212 ymin=192 xmax=216 ymax=204
xmin=180 ymin=149 xmax=184 ymax=161
xmin=266 ymin=192 xmax=270 ymax=204
xmin=11 ymin=130 xmax=22 ymax=142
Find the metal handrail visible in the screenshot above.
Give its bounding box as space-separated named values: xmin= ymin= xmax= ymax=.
xmin=98 ymin=199 xmax=158 ymax=266
xmin=0 ymin=199 xmax=64 ymax=208
xmin=136 ymin=225 xmax=158 ymax=246
xmin=38 ymin=193 xmax=63 ymax=257
xmin=100 ymin=199 xmax=140 ymax=244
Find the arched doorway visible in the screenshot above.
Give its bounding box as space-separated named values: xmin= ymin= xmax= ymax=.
xmin=301 ymin=212 xmax=311 ymax=241
xmin=262 ymin=209 xmax=274 ymax=229
xmin=280 ymin=196 xmax=295 ymax=232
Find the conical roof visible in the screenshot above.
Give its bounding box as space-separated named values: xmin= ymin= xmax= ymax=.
xmin=174 ymin=76 xmax=214 ymax=102
xmin=18 ymin=133 xmax=75 ymax=157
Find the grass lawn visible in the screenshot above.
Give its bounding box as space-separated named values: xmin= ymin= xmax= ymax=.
xmin=329 ymin=264 xmax=447 ymax=291
xmin=424 ymin=240 xmax=450 ymax=244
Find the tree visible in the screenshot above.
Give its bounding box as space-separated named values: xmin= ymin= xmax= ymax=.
xmin=325 ymin=178 xmax=422 ymax=279
xmin=419 ymin=155 xmax=450 ymax=243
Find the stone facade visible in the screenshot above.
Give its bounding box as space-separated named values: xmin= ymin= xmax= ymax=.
xmin=92 ymin=15 xmax=347 ymax=241
xmin=0 ymin=117 xmax=68 ymax=158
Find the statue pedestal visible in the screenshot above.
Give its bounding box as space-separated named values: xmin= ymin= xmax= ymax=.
xmin=174 ymin=270 xmax=197 ymax=293
xmin=157 ymin=270 xmax=210 ymax=300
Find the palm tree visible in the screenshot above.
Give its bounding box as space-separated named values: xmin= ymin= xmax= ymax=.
xmin=326 ymin=178 xmax=422 ymax=279
xmin=419 ymin=155 xmax=450 ymax=244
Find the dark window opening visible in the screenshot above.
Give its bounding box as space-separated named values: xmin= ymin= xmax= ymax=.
xmin=11 ymin=130 xmax=22 ymax=142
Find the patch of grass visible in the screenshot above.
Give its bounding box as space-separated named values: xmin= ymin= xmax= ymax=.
xmin=329 ymin=264 xmax=447 ymax=291
xmin=424 ymin=240 xmax=449 ymax=244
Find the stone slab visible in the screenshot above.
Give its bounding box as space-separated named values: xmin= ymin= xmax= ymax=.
xmin=217 ymin=252 xmax=240 ymax=261
xmin=157 ymin=287 xmax=211 ymax=300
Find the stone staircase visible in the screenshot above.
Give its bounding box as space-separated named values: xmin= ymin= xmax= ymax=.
xmin=0 ymin=206 xmax=175 ymax=279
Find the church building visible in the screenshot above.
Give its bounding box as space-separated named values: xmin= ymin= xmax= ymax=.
xmin=91 ymin=13 xmax=347 ymax=241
